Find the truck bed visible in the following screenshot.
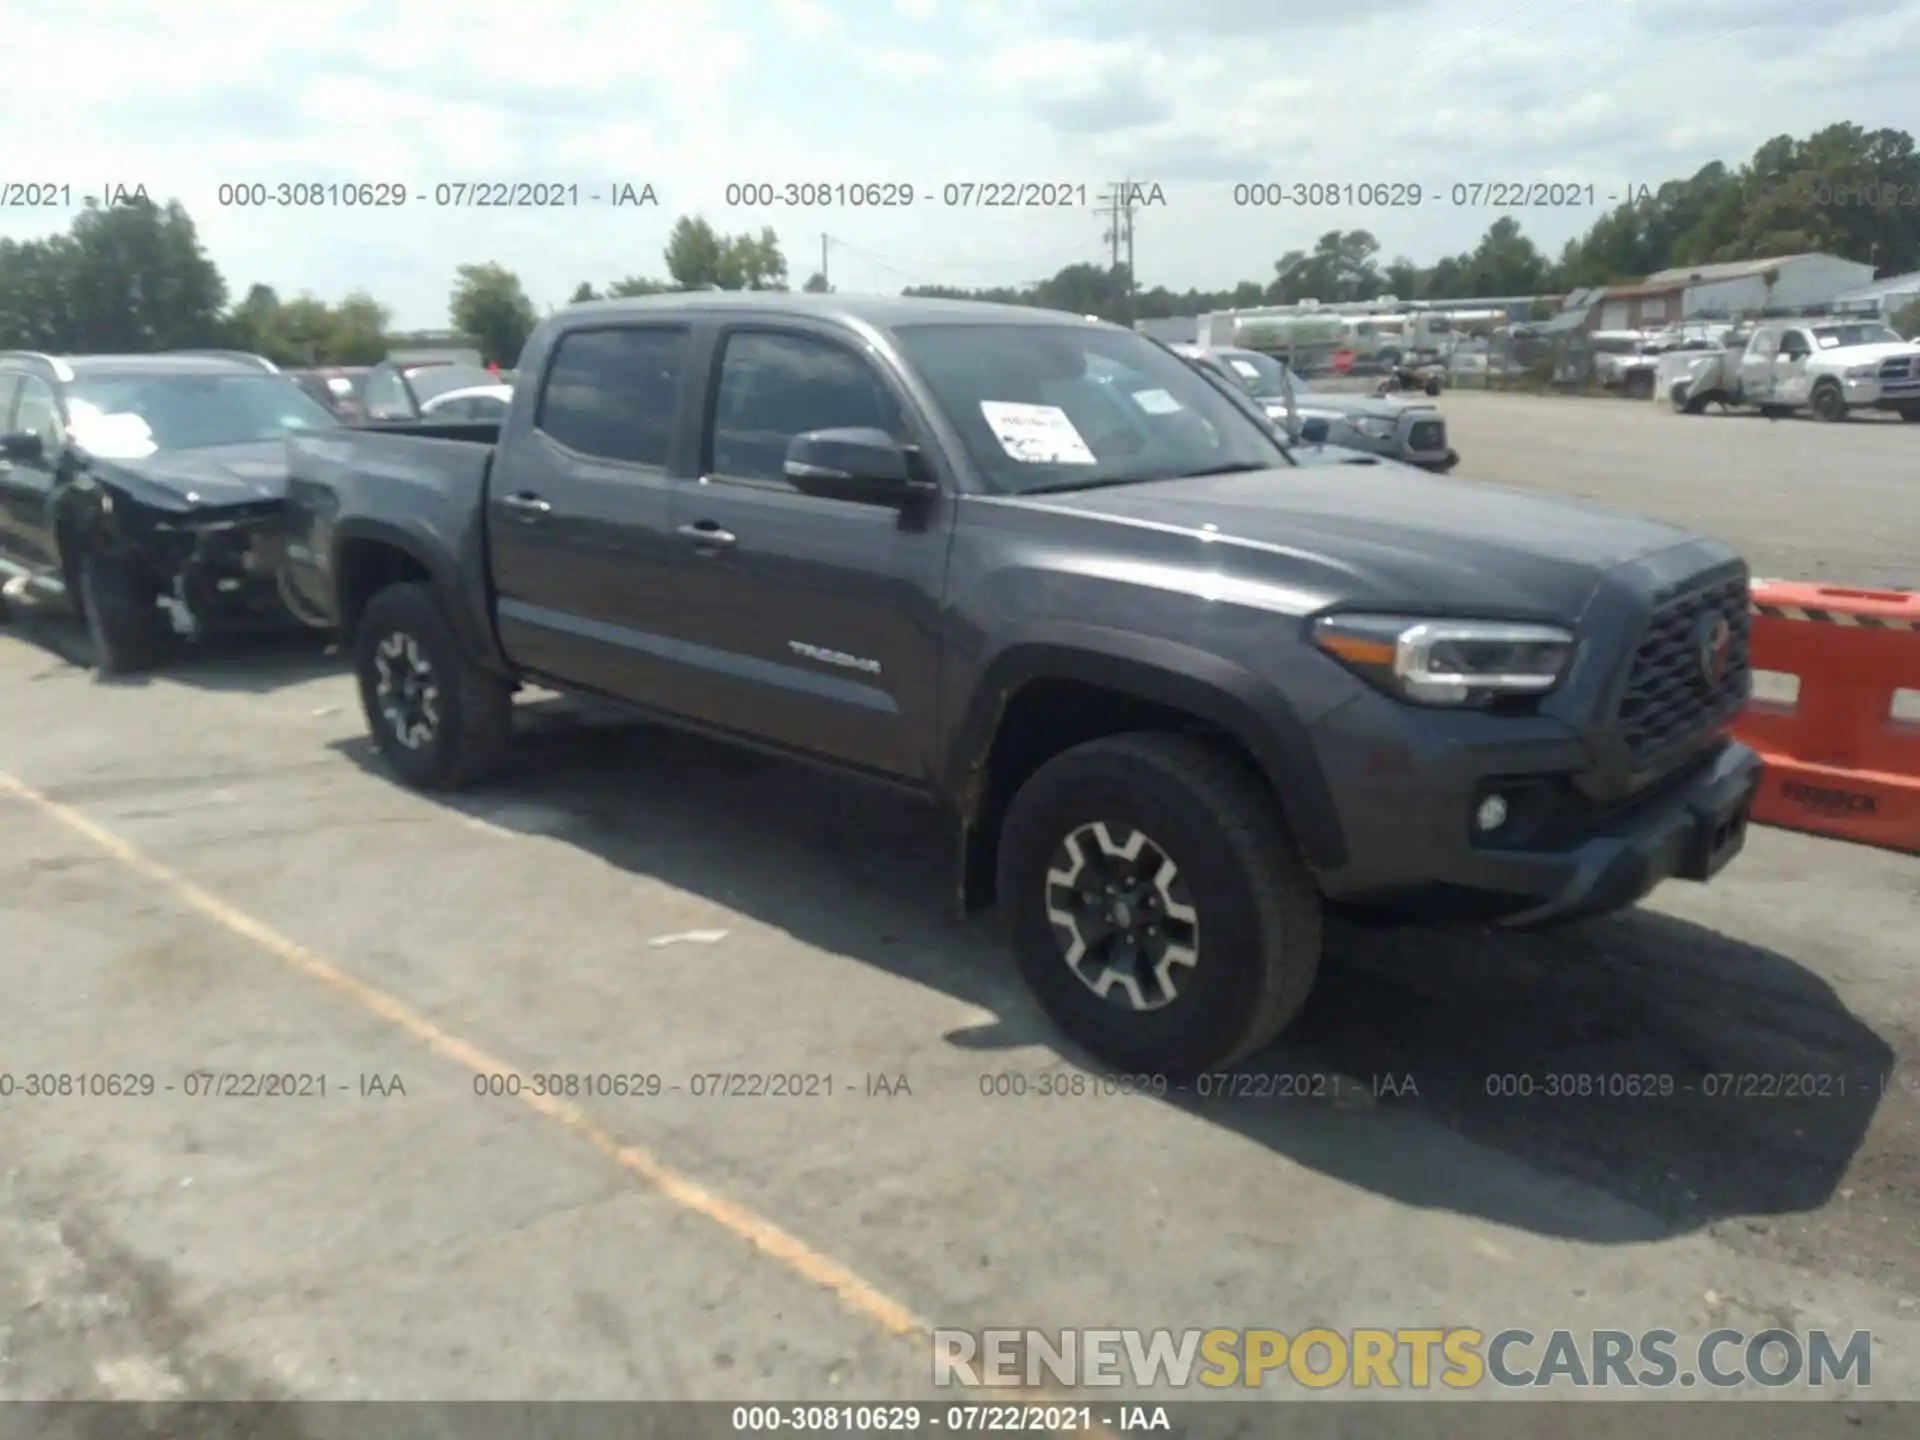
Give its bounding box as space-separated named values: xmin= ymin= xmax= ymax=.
xmin=282 ymin=423 xmax=498 ymax=630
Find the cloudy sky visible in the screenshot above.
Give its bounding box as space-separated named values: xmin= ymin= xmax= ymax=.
xmin=7 ymin=0 xmax=1916 ymax=329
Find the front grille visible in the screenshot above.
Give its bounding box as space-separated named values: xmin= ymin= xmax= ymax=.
xmin=1407 ymin=419 xmax=1445 ymax=451
xmin=1877 ymin=356 xmax=1920 ymax=394
xmin=1615 ymin=571 xmax=1752 ymax=767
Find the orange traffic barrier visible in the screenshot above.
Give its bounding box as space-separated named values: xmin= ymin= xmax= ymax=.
xmin=1732 ymin=580 xmax=1920 ymax=854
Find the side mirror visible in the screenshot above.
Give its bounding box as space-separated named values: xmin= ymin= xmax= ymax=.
xmin=784 ymin=427 xmax=932 ymax=505
xmin=0 ymin=430 xmax=44 ymax=460
xmin=1298 ymin=417 xmax=1331 ymax=444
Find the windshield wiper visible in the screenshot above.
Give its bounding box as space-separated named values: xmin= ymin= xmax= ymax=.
xmin=1017 ymin=474 xmax=1172 ymax=495
xmin=1165 ymin=461 xmax=1272 ymax=479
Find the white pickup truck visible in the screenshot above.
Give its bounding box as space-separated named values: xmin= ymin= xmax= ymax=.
xmin=1667 ymin=318 xmax=1920 ymax=421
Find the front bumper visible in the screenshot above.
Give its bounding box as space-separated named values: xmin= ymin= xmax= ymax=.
xmin=1415 ymin=448 xmax=1460 ymax=473
xmin=1302 ymin=665 xmax=1764 ymax=927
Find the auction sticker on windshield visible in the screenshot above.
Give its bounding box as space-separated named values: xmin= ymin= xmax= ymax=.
xmin=980 ymin=402 xmax=1096 ymax=464
xmin=1230 ymin=359 xmax=1261 ymax=378
xmin=1130 ymin=388 xmax=1183 ymax=414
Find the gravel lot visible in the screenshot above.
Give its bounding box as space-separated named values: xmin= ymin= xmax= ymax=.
xmin=2 ymin=397 xmax=1916 ymax=1432
xmin=1434 ymin=391 xmax=1918 ymax=590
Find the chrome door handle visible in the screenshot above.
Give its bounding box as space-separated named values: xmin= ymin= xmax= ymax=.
xmin=501 ymin=493 xmax=551 ymax=517
xmin=677 ymin=521 xmax=736 ymax=547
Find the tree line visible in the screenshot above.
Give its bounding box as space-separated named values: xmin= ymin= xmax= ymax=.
xmin=2 ymin=122 xmax=1914 ymax=368
xmin=907 ymin=123 xmax=1920 ymax=324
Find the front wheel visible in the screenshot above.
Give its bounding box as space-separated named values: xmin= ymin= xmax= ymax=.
xmin=1810 ymin=380 xmax=1847 ymax=422
xmin=79 ymin=550 xmax=162 ymax=676
xmin=1898 ymin=403 xmax=1920 ymax=423
xmin=995 ymin=733 xmax=1323 ymax=1078
xmin=354 ymin=581 xmax=512 ymax=790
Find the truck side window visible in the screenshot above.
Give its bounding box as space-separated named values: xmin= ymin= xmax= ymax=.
xmin=536 ymin=326 xmax=688 ymax=467
xmin=1748 ymin=330 xmax=1776 ymax=358
xmin=709 ymin=331 xmax=904 ymax=484
xmin=0 ymin=373 xmax=20 ymax=430
xmin=1780 ymin=332 xmax=1809 ymax=359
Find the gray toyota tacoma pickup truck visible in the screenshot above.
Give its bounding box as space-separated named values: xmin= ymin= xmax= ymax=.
xmin=283 ymin=294 xmax=1762 ymax=1077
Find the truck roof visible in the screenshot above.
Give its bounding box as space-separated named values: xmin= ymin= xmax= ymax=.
xmin=559 ymin=292 xmax=1117 ymax=330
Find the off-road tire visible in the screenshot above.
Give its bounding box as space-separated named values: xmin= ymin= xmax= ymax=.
xmin=995 ymin=732 xmax=1323 ymax=1078
xmin=355 ymin=581 xmax=511 ymax=790
xmin=1898 ymin=403 xmax=1920 ymax=423
xmin=1424 ymin=377 xmax=1442 ymax=396
xmin=79 ymin=550 xmax=161 ymax=676
xmin=1810 ymin=380 xmax=1847 ymax=422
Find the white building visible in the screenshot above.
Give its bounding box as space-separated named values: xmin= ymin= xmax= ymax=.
xmin=1830 ymin=269 xmax=1920 ymax=321
xmin=1600 ymin=253 xmax=1876 ymax=328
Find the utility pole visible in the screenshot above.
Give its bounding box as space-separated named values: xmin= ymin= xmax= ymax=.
xmin=1096 ymin=179 xmax=1139 ymax=326
xmin=821 ymin=232 xmax=830 ymax=290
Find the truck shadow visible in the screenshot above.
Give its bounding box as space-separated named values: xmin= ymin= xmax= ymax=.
xmin=0 ymin=612 xmax=344 ymax=693
xmin=331 ymin=702 xmax=1896 ymax=1252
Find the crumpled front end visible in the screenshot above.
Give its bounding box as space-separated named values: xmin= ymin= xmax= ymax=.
xmin=124 ymin=500 xmax=300 ymax=636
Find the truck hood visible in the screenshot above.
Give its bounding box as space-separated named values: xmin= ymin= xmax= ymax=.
xmin=93 ymin=441 xmax=291 ymax=511
xmin=1003 ymin=465 xmax=1697 ymax=617
xmin=1814 ymin=341 xmax=1920 ymax=366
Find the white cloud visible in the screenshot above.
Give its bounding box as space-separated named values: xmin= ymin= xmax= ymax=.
xmin=771 ymin=0 xmax=842 ymax=38
xmin=858 ymin=47 xmax=950 ymax=79
xmin=1 ymin=0 xmax=1910 ymax=327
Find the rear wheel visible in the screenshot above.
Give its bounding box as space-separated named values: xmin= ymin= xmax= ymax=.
xmin=354 ymin=581 xmax=512 ymax=790
xmin=995 ymin=733 xmax=1323 ymax=1078
xmin=1810 ymin=379 xmax=1847 ymax=422
xmin=79 ymin=550 xmax=162 ymax=676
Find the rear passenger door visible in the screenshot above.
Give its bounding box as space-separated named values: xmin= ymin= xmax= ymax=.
xmin=488 ymin=323 xmax=695 ymax=705
xmin=659 ymin=324 xmax=953 ymax=782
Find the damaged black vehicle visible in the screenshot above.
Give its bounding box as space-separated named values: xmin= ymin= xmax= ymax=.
xmin=0 ymin=351 xmax=341 ymax=674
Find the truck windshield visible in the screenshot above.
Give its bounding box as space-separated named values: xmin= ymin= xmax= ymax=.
xmin=891 ymin=323 xmax=1288 ymax=495
xmin=1810 ymin=323 xmax=1902 ymax=349
xmin=66 ymin=373 xmax=340 ymax=456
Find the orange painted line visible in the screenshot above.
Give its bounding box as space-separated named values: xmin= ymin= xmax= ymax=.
xmin=0 ymin=767 xmax=1116 ymax=1433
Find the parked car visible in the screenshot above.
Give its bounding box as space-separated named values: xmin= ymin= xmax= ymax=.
xmin=419 ymin=382 xmax=513 ymax=422
xmin=282 ymin=294 xmax=1761 ymax=1077
xmin=1173 ymin=343 xmax=1458 ymax=471
xmin=1670 ymin=318 xmax=1920 ymax=421
xmin=0 ymin=350 xmax=343 ymax=671
xmin=359 ymin=359 xmax=503 ymax=422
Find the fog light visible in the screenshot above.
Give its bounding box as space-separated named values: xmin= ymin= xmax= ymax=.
xmin=1475 ymin=794 xmax=1508 ymax=832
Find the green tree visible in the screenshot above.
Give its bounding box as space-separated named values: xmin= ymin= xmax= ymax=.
xmin=569 ymin=281 xmax=599 ymax=303
xmin=1890 ymin=296 xmax=1920 ymax=338
xmin=803 ymin=271 xmax=831 ymax=292
xmin=607 ymin=275 xmax=675 ymax=296
xmin=449 ymin=262 xmax=538 ymax=367
xmin=664 ymin=216 xmax=789 ymax=290
xmin=0 ymin=197 xmax=226 ymax=351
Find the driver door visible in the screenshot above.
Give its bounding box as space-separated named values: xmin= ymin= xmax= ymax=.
xmin=659 ymin=322 xmax=954 ymax=781
xmin=1739 ymin=330 xmax=1778 ymax=401
xmin=1773 ymin=330 xmax=1813 ymax=404
xmin=0 ymin=376 xmax=66 ymax=575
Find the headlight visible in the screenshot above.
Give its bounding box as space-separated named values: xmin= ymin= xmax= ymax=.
xmin=1844 ymin=364 xmax=1878 ymax=379
xmin=1349 ymin=415 xmax=1397 ymax=439
xmin=1311 ymin=614 xmax=1576 ymax=706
